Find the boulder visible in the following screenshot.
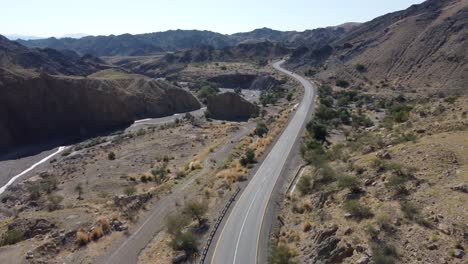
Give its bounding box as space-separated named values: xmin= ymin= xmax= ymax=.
xmin=356 ymin=255 xmax=369 ymax=264
xmin=450 ymin=184 xmax=468 ymax=193
xmin=453 ymin=249 xmax=464 ymax=259
xmin=207 ymin=92 xmax=259 ymax=121
xmin=172 ymin=251 xmax=187 ymax=263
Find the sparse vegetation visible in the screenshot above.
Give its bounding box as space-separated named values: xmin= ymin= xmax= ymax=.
xmin=342 ymin=199 xmax=373 ymax=219
xmin=255 ymin=122 xmax=269 ymax=137
xmin=74 ymin=183 xmax=83 ymax=199
xmin=108 ymin=151 xmax=116 ymax=160
xmin=183 ymin=201 xmax=208 ymax=225
xmin=46 ymin=194 xmax=64 ymax=211
xmin=151 ymin=162 xmax=169 ymax=184
xmin=124 ymin=186 xmax=136 ymax=196
xmin=269 ymin=244 xmax=297 ymax=264
xmin=296 ymin=175 xmax=312 ymax=196
xmin=0 ymin=229 xmax=24 ymax=246
xmin=355 ymin=64 xmax=367 ymax=72
xmin=371 ymin=242 xmax=398 ymax=264
xmin=336 ymin=79 xmax=350 ymax=88
xmin=76 ymin=229 xmax=90 ymax=246
xmin=240 ymin=148 xmax=256 ymax=167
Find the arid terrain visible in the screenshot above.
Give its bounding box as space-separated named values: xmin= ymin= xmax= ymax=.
xmin=0 ymin=0 xmax=466 ymax=263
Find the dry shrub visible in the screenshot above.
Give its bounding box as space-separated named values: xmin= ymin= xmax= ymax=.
xmin=99 ymin=219 xmax=110 ymax=233
xmin=216 ymin=167 xmax=246 ymax=183
xmin=111 ymin=213 xmax=120 ymax=221
xmin=76 ymin=229 xmax=90 ymax=246
xmin=188 ymin=160 xmax=202 ymax=171
xmin=90 ymin=226 xmax=103 ymax=241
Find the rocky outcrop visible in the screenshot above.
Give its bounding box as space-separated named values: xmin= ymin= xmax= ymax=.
xmin=249 ymin=75 xmax=281 ymax=90
xmin=207 ymin=92 xmax=259 ymax=121
xmin=0 ymin=69 xmax=200 ymax=152
xmin=302 ymin=225 xmax=354 ymax=264
xmin=288 ymin=0 xmax=468 ymax=92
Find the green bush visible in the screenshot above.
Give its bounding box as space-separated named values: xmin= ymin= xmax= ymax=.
xmin=124 ymin=186 xmax=136 ymax=196
xmin=183 ymin=201 xmax=208 ymax=225
xmin=300 ymin=140 xmax=328 ymax=166
xmin=318 ymin=85 xmax=332 ymax=97
xmin=320 ymin=97 xmax=334 ymax=107
xmin=166 ymin=214 xmax=191 ymax=235
xmin=337 ymin=175 xmax=360 ymax=191
xmin=197 ymin=85 xmax=219 ymax=100
xmin=46 ymin=194 xmax=64 ymax=211
xmin=315 ymin=105 xmax=338 ymax=121
xmin=371 ymin=242 xmax=398 ymax=264
xmin=240 ymin=148 xmax=256 ymax=167
xmin=400 ymin=201 xmax=431 ymax=227
xmin=355 ymin=64 xmax=367 ymax=72
xmin=151 ymin=163 xmax=169 ymax=184
xmin=0 ymin=229 xmax=25 ymax=246
xmin=269 ymin=245 xmax=297 ymax=264
xmin=336 ymin=80 xmax=350 ymax=88
xmin=27 ymin=184 xmax=41 ymax=201
xmin=296 ymin=175 xmax=312 ymax=196
xmin=255 ymin=122 xmax=269 ymax=137
xmin=343 ymin=199 xmax=373 ymax=219
xmin=389 ymin=104 xmax=412 ymax=123
xmin=313 ymin=165 xmax=337 ymax=190
xmin=108 ymin=152 xmax=116 ymax=160
xmin=306 ymin=121 xmax=328 ymax=142
xmin=169 ymin=231 xmax=199 ymax=254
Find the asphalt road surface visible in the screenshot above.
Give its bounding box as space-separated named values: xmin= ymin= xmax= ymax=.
xmin=211 ymin=60 xmax=315 ymax=264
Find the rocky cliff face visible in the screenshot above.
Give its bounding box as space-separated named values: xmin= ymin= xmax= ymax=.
xmin=0 ymin=69 xmax=200 ymax=152
xmin=207 ymin=92 xmax=259 ymax=121
xmin=288 ymin=0 xmax=468 ymax=93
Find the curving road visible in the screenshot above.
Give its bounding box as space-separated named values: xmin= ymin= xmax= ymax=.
xmin=211 ymin=60 xmax=315 ymax=264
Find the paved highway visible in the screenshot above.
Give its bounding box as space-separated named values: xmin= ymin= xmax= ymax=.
xmin=211 ymin=60 xmax=315 ymax=264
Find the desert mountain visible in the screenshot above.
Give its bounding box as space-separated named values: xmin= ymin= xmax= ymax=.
xmin=0 ymin=35 xmax=108 ymax=76
xmin=288 ymin=0 xmax=468 ymax=93
xmin=0 ymin=36 xmax=200 ymax=152
xmin=109 ymin=41 xmax=290 ymax=78
xmin=17 ymin=25 xmax=358 ymax=57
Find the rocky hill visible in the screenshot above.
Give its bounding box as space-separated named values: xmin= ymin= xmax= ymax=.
xmin=110 ymin=41 xmax=290 ymax=78
xmin=288 ymin=0 xmax=468 ymax=93
xmin=207 ymin=92 xmax=259 ymax=121
xmin=0 ymin=35 xmax=109 ymax=76
xmin=17 ymin=25 xmax=358 ymax=57
xmin=0 ymin=36 xmax=200 ymax=152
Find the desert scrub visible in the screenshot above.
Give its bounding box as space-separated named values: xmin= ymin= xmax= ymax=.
xmin=124 ymin=186 xmax=136 ymax=196
xmin=46 ymin=194 xmax=64 ymax=211
xmin=240 ymin=148 xmax=256 ymax=167
xmin=269 ymin=244 xmax=297 ymax=264
xmin=336 ymin=79 xmax=350 ymax=88
xmin=76 ymin=228 xmax=90 ymax=246
xmin=371 ymin=241 xmax=398 ymax=264
xmin=0 ymin=229 xmax=25 ymax=246
xmin=342 ymin=199 xmax=373 ymax=219
xmin=108 ymin=151 xmax=116 ymax=160
xmin=399 ymin=201 xmax=431 ymax=227
xmin=337 ymin=175 xmax=360 ymax=192
xmin=296 ymin=175 xmax=312 ymax=196
xmin=90 ymin=226 xmax=104 ymax=241
xmin=254 ymin=122 xmax=269 ymax=137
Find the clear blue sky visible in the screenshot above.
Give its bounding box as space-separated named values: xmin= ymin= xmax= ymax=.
xmin=1 ymin=0 xmax=425 ymax=37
